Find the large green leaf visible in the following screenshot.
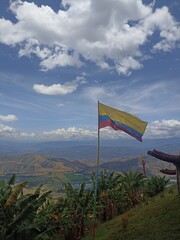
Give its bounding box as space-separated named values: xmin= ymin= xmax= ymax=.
xmin=7 ymin=174 xmax=16 ymax=186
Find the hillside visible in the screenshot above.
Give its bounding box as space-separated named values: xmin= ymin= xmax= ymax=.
xmin=0 ymin=137 xmax=178 ymax=191
xmin=83 ymin=186 xmax=180 ymax=240
xmin=0 ymin=152 xmax=176 ymax=193
xmin=0 ymin=153 xmax=176 ymax=177
xmin=0 ymin=153 xmax=90 ymax=192
xmin=0 ymin=154 xmax=72 ymax=175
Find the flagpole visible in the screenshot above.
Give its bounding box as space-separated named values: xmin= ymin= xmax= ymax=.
xmin=95 ymin=100 xmax=100 ymax=195
xmin=92 ymin=101 xmax=100 ymax=240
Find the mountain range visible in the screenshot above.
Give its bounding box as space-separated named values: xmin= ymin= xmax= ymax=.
xmin=0 ymin=137 xmax=179 ymax=160
xmin=0 ymin=137 xmax=178 ymax=193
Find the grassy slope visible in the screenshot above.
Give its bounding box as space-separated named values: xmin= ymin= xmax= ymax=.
xmin=83 ymin=186 xmax=180 ymax=240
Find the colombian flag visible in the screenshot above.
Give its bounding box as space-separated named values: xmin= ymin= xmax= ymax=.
xmin=99 ymin=102 xmax=148 ymax=142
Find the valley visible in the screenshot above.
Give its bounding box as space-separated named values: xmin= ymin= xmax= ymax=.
xmin=0 ymin=151 xmax=177 ymax=196
xmin=0 ymin=137 xmax=179 ymax=195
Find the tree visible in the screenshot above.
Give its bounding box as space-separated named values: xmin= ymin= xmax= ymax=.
xmin=120 ymin=171 xmax=145 ymax=207
xmin=91 ymin=170 xmax=121 ymax=221
xmin=61 ymin=181 xmax=94 ymax=239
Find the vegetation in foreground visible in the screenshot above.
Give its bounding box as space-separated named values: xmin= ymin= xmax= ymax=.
xmin=0 ymin=170 xmax=172 ymax=239
xmin=83 ymin=186 xmax=180 ymax=240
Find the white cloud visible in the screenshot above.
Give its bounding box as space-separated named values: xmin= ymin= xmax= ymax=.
xmin=0 ymin=119 xmax=180 ymax=140
xmin=42 ymin=119 xmax=180 ymax=140
xmin=143 ymin=6 xmax=180 ymax=52
xmin=0 ymin=0 xmax=179 ymax=75
xmin=42 ymin=126 xmax=131 ymax=140
xmin=33 ymin=83 xmax=75 ymax=95
xmin=146 ymin=119 xmax=180 ymax=138
xmin=0 ymin=114 xmax=18 ymax=122
xmin=40 ymin=50 xmax=83 ymax=71
xmin=115 ymin=57 xmax=142 ymax=76
xmin=0 ymin=18 xmax=30 ymax=45
xmin=43 ymin=127 xmax=97 ymax=140
xmin=0 ymin=114 xmax=18 ymax=137
xmin=0 ymin=127 xmax=37 ymax=139
xmin=19 ymin=43 xmax=83 ymax=71
xmin=33 ymin=76 xmax=86 ymax=95
xmin=0 ymin=123 xmax=16 ymax=135
xmin=20 ymin=132 xmax=36 ymax=138
xmin=101 ymin=119 xmax=180 ymax=139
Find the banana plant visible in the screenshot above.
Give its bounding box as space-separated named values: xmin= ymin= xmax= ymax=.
xmin=62 ymin=181 xmax=94 ymax=239
xmin=91 ymin=170 xmax=121 ymax=221
xmin=0 ymin=175 xmax=52 ymax=240
xmin=144 ymin=175 xmax=169 ymax=197
xmin=120 ymin=170 xmax=146 ymax=208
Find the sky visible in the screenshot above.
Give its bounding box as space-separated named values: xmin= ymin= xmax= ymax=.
xmin=0 ymin=0 xmax=180 ymax=142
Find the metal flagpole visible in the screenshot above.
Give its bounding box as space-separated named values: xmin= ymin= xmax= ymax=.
xmin=92 ymin=101 xmax=100 ymax=240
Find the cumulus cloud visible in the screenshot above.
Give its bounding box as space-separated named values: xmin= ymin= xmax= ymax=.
xmin=0 ymin=123 xmax=16 ymax=136
xmin=19 ymin=43 xmax=83 ymax=71
xmin=147 ymin=119 xmax=180 ymax=138
xmin=20 ymin=132 xmax=36 ymax=138
xmin=1 ymin=119 xmax=180 ymax=140
xmin=42 ymin=126 xmax=131 ymax=140
xmin=43 ymin=127 xmax=97 ymax=140
xmin=0 ymin=114 xmax=18 ymax=122
xmin=144 ymin=6 xmax=180 ymax=52
xmin=0 ymin=114 xmax=17 ymax=137
xmin=33 ymin=76 xmax=86 ymax=95
xmin=0 ymin=127 xmax=37 ymax=139
xmin=41 ymin=119 xmax=180 ymax=140
xmin=0 ymin=0 xmax=179 ymax=75
xmin=100 ymin=119 xmax=180 ymax=139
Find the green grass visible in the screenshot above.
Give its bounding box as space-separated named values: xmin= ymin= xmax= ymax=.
xmin=64 ymin=172 xmax=84 ymax=181
xmin=83 ymin=186 xmax=180 ymax=240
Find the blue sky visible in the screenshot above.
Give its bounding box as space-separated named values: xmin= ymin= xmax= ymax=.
xmin=0 ymin=0 xmax=180 ymax=142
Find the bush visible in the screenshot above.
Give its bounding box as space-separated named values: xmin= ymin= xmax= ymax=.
xmin=144 ymin=175 xmax=169 ymax=197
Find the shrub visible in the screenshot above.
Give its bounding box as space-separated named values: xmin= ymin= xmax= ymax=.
xmin=144 ymin=175 xmax=169 ymax=197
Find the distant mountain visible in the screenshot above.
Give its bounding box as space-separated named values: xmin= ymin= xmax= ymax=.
xmin=101 ymin=158 xmax=140 ymax=172
xmin=0 ymin=152 xmax=175 ymax=179
xmin=0 ymin=153 xmax=71 ymax=176
xmin=0 ymin=137 xmax=179 ymax=160
xmin=0 ymin=150 xmax=176 ymax=193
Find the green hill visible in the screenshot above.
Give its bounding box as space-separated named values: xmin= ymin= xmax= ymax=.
xmin=83 ymin=186 xmax=180 ymax=240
